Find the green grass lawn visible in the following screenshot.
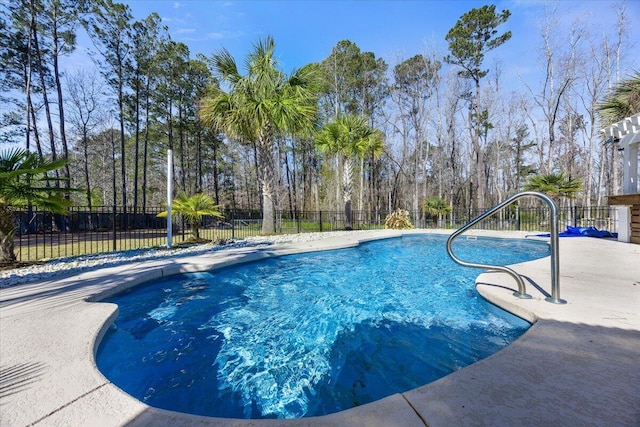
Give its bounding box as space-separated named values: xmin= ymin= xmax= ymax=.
xmin=12 ymin=227 xmax=262 ymax=262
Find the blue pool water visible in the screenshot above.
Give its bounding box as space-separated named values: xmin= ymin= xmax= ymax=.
xmin=96 ymin=234 xmax=548 ymax=419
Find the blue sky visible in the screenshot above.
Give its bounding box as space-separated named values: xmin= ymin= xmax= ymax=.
xmin=109 ymin=0 xmax=639 ymax=85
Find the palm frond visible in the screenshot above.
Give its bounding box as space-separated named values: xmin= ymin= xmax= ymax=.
xmin=0 ymin=149 xmax=73 ymax=212
xmin=0 ymin=148 xmax=28 ymax=172
xmin=523 ymin=172 xmax=583 ymax=199
xmin=212 ymin=48 xmax=241 ymax=85
xmin=248 ymin=35 xmax=277 ymax=78
xmin=597 ymin=71 xmax=640 ymax=126
xmin=422 ymin=196 xmax=452 ymax=217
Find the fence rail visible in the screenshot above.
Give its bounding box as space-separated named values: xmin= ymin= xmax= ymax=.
xmin=10 ymin=205 xmax=618 ymax=263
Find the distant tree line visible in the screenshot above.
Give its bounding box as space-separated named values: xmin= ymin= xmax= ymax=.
xmin=1 ymin=0 xmax=637 ymax=230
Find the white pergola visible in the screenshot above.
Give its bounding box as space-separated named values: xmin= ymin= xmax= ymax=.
xmin=602 ymin=112 xmax=640 ymax=195
xmin=602 ymin=112 xmax=640 ymax=243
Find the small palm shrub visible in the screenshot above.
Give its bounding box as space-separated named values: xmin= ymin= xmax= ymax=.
xmin=384 ymin=208 xmax=414 ymax=229
xmin=157 ymin=193 xmax=224 ymax=242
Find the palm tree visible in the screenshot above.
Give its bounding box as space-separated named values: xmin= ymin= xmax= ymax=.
xmin=199 ymin=36 xmax=320 ymax=234
xmin=422 ymin=196 xmax=452 ymax=227
xmin=524 ymin=172 xmax=583 ymax=230
xmin=157 ymin=193 xmax=223 ymax=241
xmin=316 ymin=114 xmax=384 ymax=229
xmin=0 ymin=148 xmax=71 ymax=265
xmin=523 ymin=172 xmax=583 ymax=201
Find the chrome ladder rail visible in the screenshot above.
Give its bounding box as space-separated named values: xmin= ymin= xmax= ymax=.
xmin=446 ymin=191 xmax=566 ymax=304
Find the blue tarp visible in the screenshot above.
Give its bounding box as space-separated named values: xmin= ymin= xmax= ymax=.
xmin=559 ymin=225 xmax=618 ymax=238
xmin=534 ymin=225 xmax=618 ymax=238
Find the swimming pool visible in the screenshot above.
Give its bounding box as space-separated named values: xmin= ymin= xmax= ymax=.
xmin=96 ymin=234 xmax=549 ymax=419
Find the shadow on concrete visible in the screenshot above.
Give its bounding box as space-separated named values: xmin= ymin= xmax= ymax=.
xmin=476 ymin=274 xmax=551 ymax=299
xmin=521 ymin=274 xmax=551 ymax=298
xmin=0 ymin=362 xmax=47 ymax=403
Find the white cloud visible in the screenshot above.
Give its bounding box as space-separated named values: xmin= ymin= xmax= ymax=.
xmin=206 ymin=32 xmax=227 ymax=40
xmin=204 ymin=30 xmax=243 ymax=41
xmin=173 ymin=29 xmax=243 ymax=42
xmin=174 ymin=28 xmax=197 ymax=34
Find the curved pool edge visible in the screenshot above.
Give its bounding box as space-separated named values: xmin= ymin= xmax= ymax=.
xmin=1 ymin=230 xmax=638 ymax=426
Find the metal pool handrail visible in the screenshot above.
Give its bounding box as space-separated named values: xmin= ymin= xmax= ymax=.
xmin=446 ymin=191 xmax=566 ymax=304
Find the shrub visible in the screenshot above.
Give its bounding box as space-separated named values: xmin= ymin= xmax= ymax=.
xmin=384 ymin=208 xmax=414 ymax=229
xmin=157 ymin=193 xmax=223 ymax=240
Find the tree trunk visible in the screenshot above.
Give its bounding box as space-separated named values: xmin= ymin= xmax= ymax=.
xmin=0 ymin=206 xmax=17 ymax=265
xmin=283 ymin=140 xmax=294 ymax=216
xmin=28 ymin=96 xmax=44 ymax=159
xmin=178 ymin=105 xmax=185 ymax=191
xmin=253 ymin=142 xmax=261 ymax=211
xmin=25 ymin=8 xmax=33 ymax=151
xmin=472 ymin=78 xmax=486 ymax=210
xmin=117 ymin=73 xmax=127 ymax=227
xmin=133 ymin=71 xmax=141 ymax=215
xmin=291 ymin=141 xmax=299 ymax=215
xmin=258 ymin=130 xmax=276 ymax=234
xmin=413 ymin=140 xmax=421 ymax=214
xmin=30 ymin=3 xmax=57 ymax=166
xmin=212 ymin=139 xmax=220 ymax=204
xmin=142 ymin=77 xmax=151 ymax=214
xmin=197 ymin=132 xmax=203 ymax=193
xmin=52 ymin=11 xmax=70 ymax=188
xmin=359 ymin=156 xmax=364 ymax=222
xmin=547 ymin=120 xmax=556 ymax=173
xmin=336 ymin=156 xmax=341 ymax=212
xmin=111 ymin=131 xmax=117 ymax=209
xmin=83 ymin=125 xmax=92 ymax=209
xmin=343 ymin=155 xmax=354 ymax=230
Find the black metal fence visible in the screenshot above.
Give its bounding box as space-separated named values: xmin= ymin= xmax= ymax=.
xmin=10 ymin=205 xmax=618 ymax=262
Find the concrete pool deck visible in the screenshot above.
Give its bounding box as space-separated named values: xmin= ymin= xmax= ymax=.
xmin=0 ymin=229 xmax=638 ymax=426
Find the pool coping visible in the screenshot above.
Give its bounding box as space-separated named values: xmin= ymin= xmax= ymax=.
xmin=1 ymin=229 xmax=639 ymax=426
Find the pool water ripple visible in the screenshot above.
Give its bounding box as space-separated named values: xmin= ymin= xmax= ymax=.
xmin=97 ymin=234 xmax=549 ymax=419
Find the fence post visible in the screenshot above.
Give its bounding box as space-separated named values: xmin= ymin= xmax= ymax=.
xmin=231 ymin=209 xmax=235 ymax=240
xmin=112 ymin=205 xmax=117 ymax=251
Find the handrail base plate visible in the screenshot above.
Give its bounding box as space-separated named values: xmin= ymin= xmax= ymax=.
xmin=513 ymin=292 xmax=533 ymax=299
xmin=545 ymin=296 xmax=567 ymax=304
